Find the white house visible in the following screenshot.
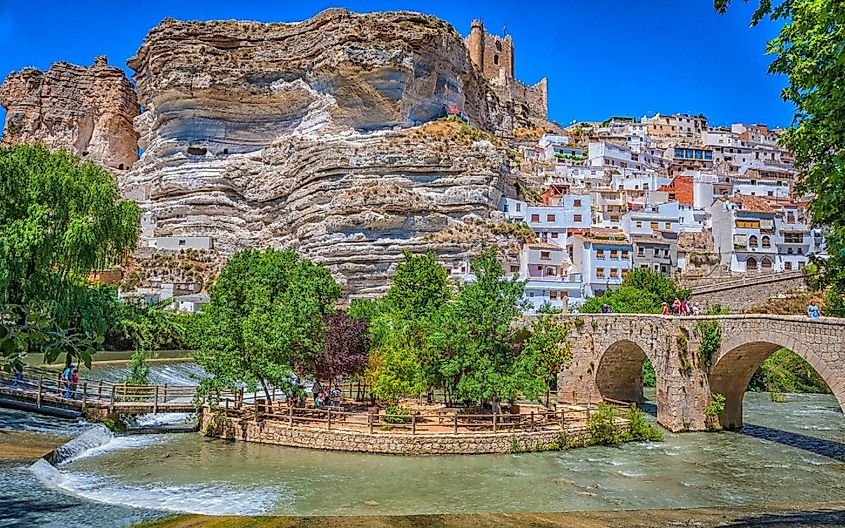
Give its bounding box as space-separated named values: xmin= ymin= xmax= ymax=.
xmin=571 ymin=230 xmax=633 ymax=297
xmin=710 ymin=195 xmax=778 ymax=272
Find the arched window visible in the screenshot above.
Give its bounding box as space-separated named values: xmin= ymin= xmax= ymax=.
xmin=749 ymin=235 xmax=758 ymax=248
xmin=495 ymin=40 xmax=503 ymax=52
xmin=746 ymin=257 xmax=758 ymax=270
xmin=762 ymin=235 xmax=771 ymax=248
xmin=761 ymin=257 xmax=773 ymax=270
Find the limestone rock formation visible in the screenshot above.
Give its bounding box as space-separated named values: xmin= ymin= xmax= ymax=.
xmin=0 ymin=56 xmax=139 ymax=170
xmin=122 ymin=9 xmax=532 ymax=294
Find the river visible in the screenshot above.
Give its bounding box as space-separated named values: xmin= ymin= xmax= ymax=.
xmin=1 ymin=363 xmax=843 ymax=527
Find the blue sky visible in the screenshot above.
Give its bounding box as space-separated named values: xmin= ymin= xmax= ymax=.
xmin=0 ymin=0 xmax=789 ymax=128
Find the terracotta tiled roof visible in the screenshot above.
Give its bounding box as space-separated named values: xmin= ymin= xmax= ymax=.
xmin=728 ymin=195 xmax=777 ymax=214
xmin=657 ymin=176 xmax=694 ymax=206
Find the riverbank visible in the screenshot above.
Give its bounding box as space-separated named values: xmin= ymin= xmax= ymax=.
xmin=136 ymin=503 xmax=845 ymax=528
xmin=0 ymin=430 xmax=68 ymax=461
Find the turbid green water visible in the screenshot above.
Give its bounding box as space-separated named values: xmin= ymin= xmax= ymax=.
xmin=2 ymin=364 xmax=844 ymax=527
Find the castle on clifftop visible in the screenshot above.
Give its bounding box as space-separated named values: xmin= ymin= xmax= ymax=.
xmin=464 ymin=19 xmax=549 ymax=121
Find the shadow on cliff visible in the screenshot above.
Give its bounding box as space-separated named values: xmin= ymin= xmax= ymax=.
xmin=739 ymin=423 xmax=845 ymax=463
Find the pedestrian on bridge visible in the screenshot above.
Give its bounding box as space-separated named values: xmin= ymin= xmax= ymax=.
xmin=12 ymin=362 xmax=23 ymax=387
xmin=62 ymin=364 xmax=74 ymax=399
xmin=807 ymin=301 xmax=821 ymax=319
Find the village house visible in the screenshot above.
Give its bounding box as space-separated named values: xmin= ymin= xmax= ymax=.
xmin=571 ymin=230 xmax=633 ymax=297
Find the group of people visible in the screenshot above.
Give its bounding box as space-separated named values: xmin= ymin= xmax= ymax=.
xmin=311 ymin=380 xmax=343 ymax=409
xmin=662 ymin=298 xmax=700 ymax=316
xmin=286 ymin=379 xmax=343 ymax=408
xmin=61 ymin=363 xmax=79 ymax=399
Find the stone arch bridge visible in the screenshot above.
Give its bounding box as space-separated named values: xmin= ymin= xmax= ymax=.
xmin=543 ymin=314 xmax=845 ymax=432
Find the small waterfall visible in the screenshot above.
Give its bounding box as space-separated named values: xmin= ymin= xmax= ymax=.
xmin=46 ymin=425 xmax=114 ymax=465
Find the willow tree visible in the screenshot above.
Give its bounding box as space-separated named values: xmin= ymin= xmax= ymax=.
xmin=0 ymin=144 xmax=140 ymax=318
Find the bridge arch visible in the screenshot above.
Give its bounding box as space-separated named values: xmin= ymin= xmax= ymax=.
xmin=595 ymin=339 xmax=656 ymax=404
xmin=709 ymin=334 xmax=844 ymax=429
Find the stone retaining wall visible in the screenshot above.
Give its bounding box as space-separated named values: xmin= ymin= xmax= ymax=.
xmin=200 ymin=411 xmax=590 ymax=455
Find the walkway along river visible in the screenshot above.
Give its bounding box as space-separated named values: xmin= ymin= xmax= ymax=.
xmin=1 ymin=363 xmax=843 ymax=527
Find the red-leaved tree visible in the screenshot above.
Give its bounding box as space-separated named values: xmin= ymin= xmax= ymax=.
xmin=313 ymin=312 xmax=370 ymax=385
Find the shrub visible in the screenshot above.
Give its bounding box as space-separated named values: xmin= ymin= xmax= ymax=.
xmin=625 ymin=407 xmax=664 ymax=442
xmin=587 ymin=403 xmax=624 ymax=445
xmin=703 ymin=393 xmax=726 ymax=431
xmin=383 ymin=404 xmax=411 ymax=424
xmin=696 ymin=321 xmax=721 ymax=367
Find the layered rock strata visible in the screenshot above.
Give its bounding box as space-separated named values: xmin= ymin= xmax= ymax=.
xmin=123 ymin=9 xmax=529 ymax=293
xmin=0 ymin=56 xmax=139 ymax=170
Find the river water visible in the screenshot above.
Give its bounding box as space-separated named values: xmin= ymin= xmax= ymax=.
xmin=1 ymin=363 xmax=844 ymax=527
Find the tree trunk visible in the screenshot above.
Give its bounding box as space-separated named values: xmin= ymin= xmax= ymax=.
xmin=258 ymin=377 xmax=274 ymax=415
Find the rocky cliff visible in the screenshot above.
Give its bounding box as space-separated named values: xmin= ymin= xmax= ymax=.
xmin=121 ymin=9 xmax=531 ymax=294
xmin=1 ymin=9 xmax=541 ymax=295
xmin=0 ymin=56 xmax=138 ymax=170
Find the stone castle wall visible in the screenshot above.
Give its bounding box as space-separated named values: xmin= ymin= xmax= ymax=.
xmin=199 ymin=411 xmax=588 ymax=454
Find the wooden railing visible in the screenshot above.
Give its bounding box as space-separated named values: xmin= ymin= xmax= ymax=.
xmin=209 ymin=400 xmax=608 ymax=436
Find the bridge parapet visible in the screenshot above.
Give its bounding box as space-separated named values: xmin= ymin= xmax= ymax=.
xmin=535 ymin=313 xmax=845 ymax=432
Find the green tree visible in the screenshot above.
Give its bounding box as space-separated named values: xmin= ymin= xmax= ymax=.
xmin=382 ymin=251 xmax=451 ymax=320
xmin=125 ymin=349 xmax=150 ymax=385
xmin=193 ymin=249 xmax=341 ymax=407
xmin=580 ymin=270 xmax=688 ymax=314
xmin=431 ymin=246 xmax=529 ymax=402
xmin=521 ymin=314 xmax=573 ymax=405
xmin=0 ymin=144 xmax=140 ymax=321
xmin=364 ymin=251 xmax=451 ymax=402
xmin=715 ymin=1 xmax=845 ymax=304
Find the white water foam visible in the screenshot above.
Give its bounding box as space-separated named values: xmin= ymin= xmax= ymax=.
xmin=29 ymin=459 xmax=278 ymax=515
xmin=132 ymin=412 xmax=195 ymax=428
xmin=48 ymin=424 xmax=167 ymax=466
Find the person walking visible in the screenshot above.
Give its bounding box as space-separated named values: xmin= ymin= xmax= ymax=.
xmin=672 ymin=298 xmax=681 ymax=316
xmin=62 ymin=364 xmax=74 ymax=399
xmin=12 ymin=362 xmax=23 ymax=387
xmin=71 ymin=366 xmax=79 ymax=399
xmin=661 ymin=302 xmax=670 ymax=316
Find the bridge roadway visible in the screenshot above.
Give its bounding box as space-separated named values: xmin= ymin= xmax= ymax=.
xmin=548 ymin=313 xmax=845 ymax=432
xmin=0 ymin=372 xmax=198 ymax=417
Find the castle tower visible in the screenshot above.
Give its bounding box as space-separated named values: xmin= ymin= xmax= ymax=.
xmin=467 ymin=19 xmax=485 ymax=73
xmin=465 ymin=19 xmax=514 ymax=83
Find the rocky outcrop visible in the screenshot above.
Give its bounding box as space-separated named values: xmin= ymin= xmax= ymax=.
xmin=0 ymin=56 xmax=139 ymax=170
xmin=122 ymin=9 xmax=533 ymax=294
xmin=124 ymin=119 xmax=521 ymax=294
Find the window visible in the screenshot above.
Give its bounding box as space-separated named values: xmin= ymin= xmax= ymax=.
xmin=761 ymin=236 xmax=771 ymax=248
xmin=574 ymin=214 xmax=583 ymax=222
xmin=749 ymin=235 xmax=758 ymax=248
xmin=736 ymin=219 xmax=760 ymax=229
xmin=596 ymin=249 xmax=605 ymax=258
xmin=494 ymin=54 xmax=500 ymax=65
xmin=551 ymin=232 xmax=559 ymax=239
xmin=550 ymin=291 xmax=558 ymax=300
xmin=611 ymin=215 xmax=620 ymax=222
xmin=610 ymin=250 xmax=619 ymax=259
xmin=784 ymin=233 xmax=803 ymax=244
xmin=610 ymin=268 xmax=619 ymax=278
xmin=531 ymin=214 xmax=540 ymax=222
xmin=540 ymin=251 xmax=551 ymax=261
xmin=664 ymin=249 xmax=670 ymax=257
xmin=546 ymin=267 xmax=557 ymax=276
xmin=178 ymin=239 xmax=186 ymax=247
xmin=635 ymin=221 xmax=643 ymax=228
xmin=516 ymin=203 xmax=522 ymax=212
xmin=574 ymin=199 xmax=582 ymax=207
xmin=784 ymin=262 xmax=793 ymax=270
xmin=653 ymin=248 xmax=659 ymax=257
xmin=547 ymin=214 xmax=556 ymax=222
xmin=747 ymin=257 xmax=758 ymax=270
xmin=621 ymin=269 xmax=629 ymax=278
xmin=650 ymin=222 xmax=659 ymax=230
xmin=621 ymin=250 xmax=629 ymax=259
xmin=638 ymin=247 xmax=645 ymax=257
xmin=664 ymin=223 xmax=671 ymax=230
xmin=510 ymin=265 xmax=519 ymax=273
xmin=762 ymin=257 xmax=773 ymax=270
xmin=596 ymin=267 xmax=605 ymax=278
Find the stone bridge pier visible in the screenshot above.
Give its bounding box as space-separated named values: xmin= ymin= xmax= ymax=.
xmin=549 ymin=314 xmax=845 ymax=432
